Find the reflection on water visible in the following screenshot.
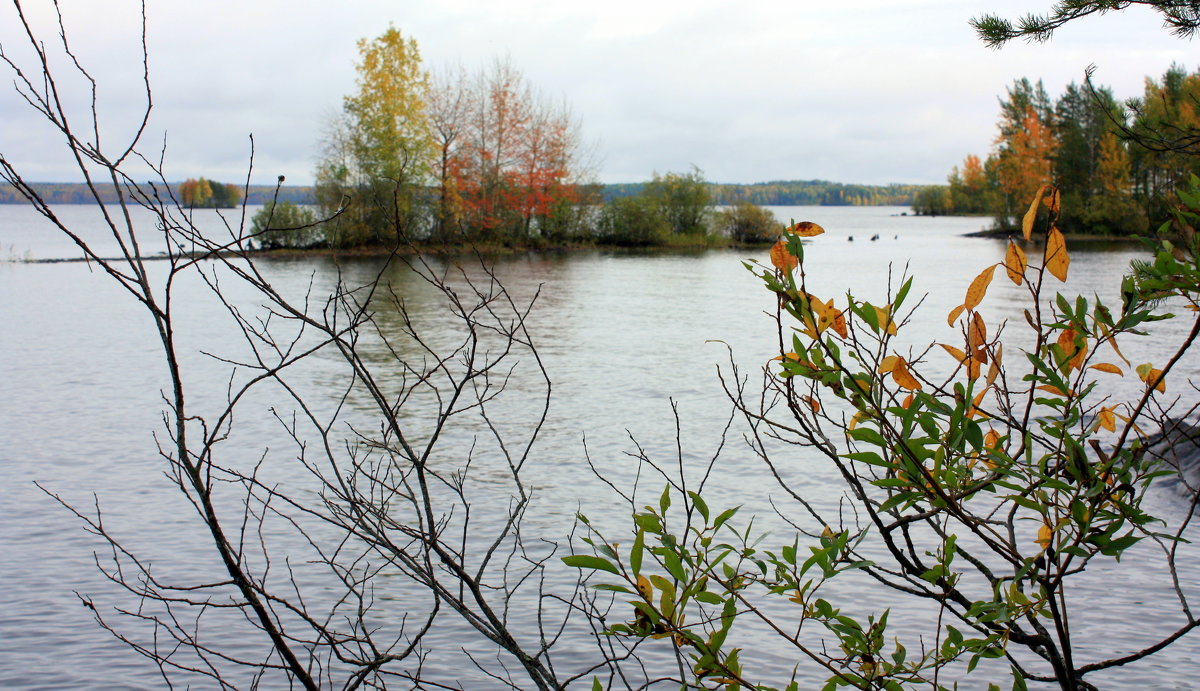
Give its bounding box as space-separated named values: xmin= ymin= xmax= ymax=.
xmin=3 ymin=205 xmax=1197 ymax=688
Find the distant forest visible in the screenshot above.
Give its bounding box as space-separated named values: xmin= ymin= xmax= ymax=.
xmin=1 ymin=180 xmax=922 ymax=207
xmin=0 ymin=182 xmax=315 ymax=206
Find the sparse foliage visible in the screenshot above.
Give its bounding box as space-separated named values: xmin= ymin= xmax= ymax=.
xmin=568 ymin=193 xmax=1200 ymax=689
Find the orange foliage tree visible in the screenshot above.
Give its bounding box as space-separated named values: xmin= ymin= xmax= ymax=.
xmin=433 ymin=60 xmax=586 ymax=242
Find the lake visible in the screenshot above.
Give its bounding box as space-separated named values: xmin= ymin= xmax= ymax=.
xmin=2 ymin=204 xmax=1197 ymax=689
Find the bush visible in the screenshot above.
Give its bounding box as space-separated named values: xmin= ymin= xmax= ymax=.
xmin=250 ymin=201 xmax=322 ymax=249
xmin=597 ymin=195 xmax=671 ymax=246
xmin=717 ymin=201 xmax=782 ymax=243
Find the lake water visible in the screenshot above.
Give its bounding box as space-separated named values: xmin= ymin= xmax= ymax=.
xmin=2 ymin=204 xmax=1198 ymax=689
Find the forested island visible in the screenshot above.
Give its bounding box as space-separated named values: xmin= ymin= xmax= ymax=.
xmin=913 ymin=65 xmax=1200 ymax=236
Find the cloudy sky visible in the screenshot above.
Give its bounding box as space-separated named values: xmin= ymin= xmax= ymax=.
xmin=0 ymin=1 xmax=1193 ymax=187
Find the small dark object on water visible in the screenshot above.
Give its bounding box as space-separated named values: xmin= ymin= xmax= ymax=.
xmin=870 ymin=234 xmax=879 ymax=241
xmin=848 ymin=236 xmax=854 ymax=241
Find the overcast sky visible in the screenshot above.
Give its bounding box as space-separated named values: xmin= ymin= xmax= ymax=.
xmin=0 ymin=1 xmax=1194 ymax=187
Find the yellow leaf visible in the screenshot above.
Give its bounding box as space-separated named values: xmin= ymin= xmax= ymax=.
xmin=1089 ymin=363 xmax=1123 ymax=375
xmin=984 ymin=429 xmax=1001 ymax=449
xmin=848 ymin=411 xmax=869 ymax=430
xmin=874 ymin=304 xmax=898 ymax=335
xmin=787 ymin=221 xmax=826 ymax=237
xmin=878 ymin=355 xmax=901 ymax=374
xmin=771 ymin=352 xmax=802 ymax=362
xmin=1005 ymin=241 xmax=1027 ymax=285
xmin=1096 ymin=406 xmax=1116 ymax=433
xmin=1045 ymin=225 xmax=1070 ymax=281
xmin=987 ymin=357 xmax=1001 ymax=387
xmin=964 ymin=265 xmax=997 ymax=311
xmin=770 ymin=238 xmax=798 ymax=272
xmin=1036 ymin=522 xmax=1053 ymax=550
xmin=1037 ymin=384 xmax=1069 ymax=397
xmin=940 ymin=343 xmax=967 ymax=363
xmin=1115 ymin=413 xmax=1146 ymax=438
xmin=821 ymin=525 xmax=835 ymax=540
xmin=636 ymin=575 xmax=653 ymax=600
xmin=1048 ymin=186 xmax=1061 ymax=215
xmin=1098 ymin=322 xmax=1131 ymax=367
xmin=947 ymin=303 xmax=966 ymax=326
xmin=891 ymin=358 xmax=922 ymax=391
xmin=1136 ymin=363 xmax=1166 ymax=393
xmin=966 ymin=357 xmax=981 ymax=381
xmin=801 ymin=395 xmax=820 ymax=414
xmin=1023 ymin=185 xmax=1048 ymax=242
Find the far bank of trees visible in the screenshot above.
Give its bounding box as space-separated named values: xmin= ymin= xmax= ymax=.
xmin=918 ymin=65 xmax=1200 ymax=235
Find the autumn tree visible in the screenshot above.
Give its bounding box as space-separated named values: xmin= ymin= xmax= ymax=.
xmin=437 ymin=59 xmax=589 ymax=242
xmin=993 ymin=80 xmax=1058 ymax=228
xmin=315 ymin=26 xmax=433 ymax=247
xmin=179 ymin=177 xmax=212 ymax=208
xmin=947 ymin=153 xmax=993 ymax=213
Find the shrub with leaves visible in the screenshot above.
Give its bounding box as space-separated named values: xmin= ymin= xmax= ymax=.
xmin=568 ymin=182 xmax=1200 ymax=690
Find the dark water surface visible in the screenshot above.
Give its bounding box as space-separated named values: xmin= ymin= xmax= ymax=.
xmin=2 ymin=205 xmax=1197 ymax=689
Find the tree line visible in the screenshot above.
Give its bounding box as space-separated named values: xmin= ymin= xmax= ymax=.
xmin=916 ymin=64 xmax=1200 ymax=235
xmin=0 ymin=181 xmax=314 ymax=205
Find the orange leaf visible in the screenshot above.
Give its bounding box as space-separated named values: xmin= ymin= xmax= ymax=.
xmin=984 ymin=429 xmax=1001 ymax=449
xmin=1056 ymin=328 xmax=1088 ymax=372
xmin=891 ymin=358 xmax=922 ymax=391
xmin=1048 ymin=186 xmax=1061 ymax=215
xmin=939 ymin=343 xmax=967 ymax=363
xmin=964 ymin=265 xmax=997 ymax=311
xmin=1023 ymin=185 xmax=1048 ymax=242
xmin=1037 ymin=384 xmax=1069 ymax=397
xmin=968 ymin=312 xmax=988 ymax=364
xmin=831 ymin=309 xmax=848 ymax=338
xmin=947 ymin=303 xmax=966 ymax=327
xmin=1089 ymin=363 xmax=1123 ymax=375
xmin=967 ymin=388 xmax=988 ymax=419
xmin=878 ymin=355 xmax=901 ymax=374
xmin=966 ymin=357 xmax=981 ymax=381
xmin=787 ymin=221 xmax=826 ymax=237
xmin=1045 ymin=225 xmax=1069 ymax=281
xmin=901 ymin=393 xmax=914 ymax=409
xmin=987 ymin=357 xmax=1001 ymax=387
xmin=770 ymin=238 xmax=798 ymax=272
xmin=1094 ymin=406 xmax=1116 ymax=433
xmin=801 ymin=395 xmax=820 ymax=414
xmin=1005 ymin=241 xmax=1027 ymax=285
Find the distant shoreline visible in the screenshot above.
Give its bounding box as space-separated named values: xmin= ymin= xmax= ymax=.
xmin=1 ymin=180 xmax=931 ymax=207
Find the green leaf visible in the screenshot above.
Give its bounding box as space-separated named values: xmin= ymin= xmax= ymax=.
xmin=630 ymin=528 xmax=645 ymax=576
xmin=713 ymin=507 xmax=739 ymax=530
xmin=688 ymin=491 xmax=710 ymax=522
xmin=659 ymin=485 xmax=672 ymax=514
xmin=592 ymin=677 xmax=603 ymax=691
xmin=590 ymin=583 xmax=634 ymax=594
xmin=562 ymin=554 xmax=620 ymax=575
